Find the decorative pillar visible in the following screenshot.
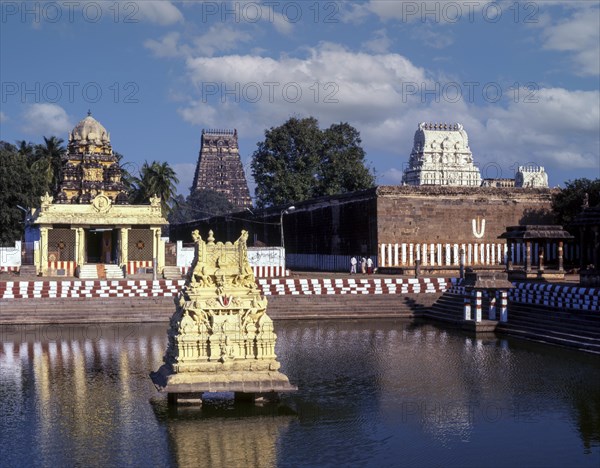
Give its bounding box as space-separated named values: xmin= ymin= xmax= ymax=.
xmin=474 ymin=290 xmax=482 ymax=323
xmin=39 ymin=226 xmax=49 ymax=276
xmin=409 ymin=243 xmax=414 ymax=266
xmin=464 ymin=294 xmax=472 ymax=321
xmin=500 ymin=291 xmax=508 ymax=322
xmin=525 ymin=241 xmax=532 ymax=273
xmin=489 ymin=293 xmax=497 ymax=320
xmin=120 ymin=228 xmax=129 ymax=269
xmin=152 ymin=227 xmax=165 ymax=276
xmin=76 ymin=227 xmax=85 ymax=266
xmin=507 ymin=241 xmax=513 ymax=270
xmin=538 ymin=244 xmax=545 ymax=272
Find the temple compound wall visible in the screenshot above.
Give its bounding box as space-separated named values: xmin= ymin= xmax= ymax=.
xmin=170 ymin=186 xmax=557 ymax=270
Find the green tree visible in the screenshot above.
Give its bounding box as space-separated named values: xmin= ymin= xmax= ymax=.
xmin=168 ymin=189 xmax=234 ymax=224
xmin=0 ymin=142 xmax=50 ymax=245
xmin=251 ymin=117 xmax=375 ymax=207
xmin=35 ymin=136 xmax=66 ymax=194
xmin=552 ymin=178 xmax=600 ymax=226
xmin=131 ymin=161 xmax=179 ymax=215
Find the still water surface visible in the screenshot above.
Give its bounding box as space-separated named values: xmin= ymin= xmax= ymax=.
xmin=1 ymin=320 xmax=599 ymax=467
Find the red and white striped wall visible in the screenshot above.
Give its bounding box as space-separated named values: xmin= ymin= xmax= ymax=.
xmin=257 ymin=277 xmax=454 ymax=295
xmin=0 ymin=266 xmax=19 ymax=273
xmin=178 ymin=265 xmax=290 ymax=278
xmin=48 ymin=261 xmax=77 ymax=276
xmin=0 ymin=277 xmax=454 ymax=300
xmin=127 ymin=261 xmax=153 ymax=275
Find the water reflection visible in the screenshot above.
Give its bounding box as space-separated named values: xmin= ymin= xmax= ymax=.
xmin=0 ymin=321 xmax=599 ymax=467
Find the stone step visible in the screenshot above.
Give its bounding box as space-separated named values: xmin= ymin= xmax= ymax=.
xmin=162 ymin=266 xmax=183 ymax=280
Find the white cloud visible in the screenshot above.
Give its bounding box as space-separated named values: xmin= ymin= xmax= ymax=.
xmin=133 ymin=1 xmax=183 ymax=26
xmin=144 ymin=32 xmax=190 ymax=58
xmin=362 ymin=29 xmax=391 ymax=54
xmin=0 ymin=111 xmax=7 ymax=123
xmin=21 ymin=104 xmax=72 ymax=136
xmin=170 ymin=42 xmax=598 ymax=185
xmin=192 ymin=25 xmax=253 ymax=56
xmin=541 ymin=6 xmax=600 ymax=76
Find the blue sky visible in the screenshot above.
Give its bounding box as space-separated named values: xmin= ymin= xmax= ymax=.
xmin=1 ymin=1 xmax=599 ymax=200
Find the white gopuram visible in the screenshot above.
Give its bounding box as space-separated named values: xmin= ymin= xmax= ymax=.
xmin=402 ymin=122 xmax=482 ymax=186
xmin=515 ymin=165 xmax=549 ymax=188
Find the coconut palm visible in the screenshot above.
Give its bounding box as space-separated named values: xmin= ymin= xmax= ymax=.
xmin=35 ymin=136 xmax=66 ymax=194
xmin=133 ymin=160 xmax=179 ymax=214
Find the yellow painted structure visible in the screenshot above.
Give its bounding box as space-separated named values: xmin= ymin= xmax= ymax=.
xmin=151 ymin=230 xmax=296 ymax=401
xmin=30 ymin=113 xmax=167 ymax=276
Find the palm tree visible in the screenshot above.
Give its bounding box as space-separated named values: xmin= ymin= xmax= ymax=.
xmin=134 ymin=161 xmax=179 ymax=215
xmin=36 ymin=136 xmax=66 ymax=194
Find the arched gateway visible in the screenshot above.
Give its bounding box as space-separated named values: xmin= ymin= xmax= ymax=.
xmin=30 ymin=113 xmax=167 ymax=278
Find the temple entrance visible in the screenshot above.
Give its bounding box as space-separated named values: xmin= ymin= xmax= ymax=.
xmin=86 ymin=229 xmax=118 ymax=264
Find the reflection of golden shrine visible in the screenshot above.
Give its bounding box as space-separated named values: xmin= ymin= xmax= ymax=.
xmin=151 ymin=230 xmax=297 ymax=403
xmin=151 ymin=401 xmax=293 ymax=468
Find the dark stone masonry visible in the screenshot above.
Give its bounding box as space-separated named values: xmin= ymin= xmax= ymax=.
xmin=191 ymin=129 xmax=252 ymax=210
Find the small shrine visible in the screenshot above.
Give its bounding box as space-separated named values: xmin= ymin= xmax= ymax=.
xmin=499 ymin=225 xmax=574 ymax=280
xmin=30 ymin=113 xmax=167 ymax=278
xmin=461 ymin=270 xmax=514 ymax=332
xmin=150 ymin=230 xmax=296 ymax=404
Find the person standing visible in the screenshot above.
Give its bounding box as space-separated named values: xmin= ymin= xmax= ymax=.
xmin=350 ymin=256 xmax=357 ymax=274
xmin=366 ymin=257 xmax=374 ymax=274
xmin=361 ymin=257 xmax=367 ymax=274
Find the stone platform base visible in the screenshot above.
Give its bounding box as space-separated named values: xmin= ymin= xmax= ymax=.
xmin=461 ymin=319 xmax=499 ymax=333
xmin=508 ymin=270 xmax=565 ymax=280
xmin=150 ymin=365 xmax=297 ymax=396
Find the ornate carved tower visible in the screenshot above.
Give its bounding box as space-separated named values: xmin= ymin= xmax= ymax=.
xmin=402 ymin=122 xmax=482 ymax=187
xmin=57 ymin=112 xmax=128 ymax=204
xmin=191 ymin=129 xmax=252 ymax=210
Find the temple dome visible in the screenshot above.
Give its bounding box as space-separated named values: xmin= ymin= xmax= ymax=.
xmin=69 ymin=113 xmax=110 ymax=145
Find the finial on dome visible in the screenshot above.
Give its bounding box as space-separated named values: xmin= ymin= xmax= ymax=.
xmin=87 ymin=109 xmax=92 ymax=116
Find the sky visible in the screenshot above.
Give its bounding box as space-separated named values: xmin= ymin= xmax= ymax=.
xmin=1 ymin=1 xmax=599 ymax=201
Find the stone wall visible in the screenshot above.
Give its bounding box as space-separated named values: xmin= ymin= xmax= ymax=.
xmin=376 ymin=186 xmax=555 ymax=244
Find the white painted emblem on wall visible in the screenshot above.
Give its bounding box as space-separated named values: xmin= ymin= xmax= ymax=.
xmin=472 ymin=217 xmax=485 ymax=239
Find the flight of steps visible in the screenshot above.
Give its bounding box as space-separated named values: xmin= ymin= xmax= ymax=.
xmin=162 ymin=266 xmax=183 ymax=280
xmin=426 ymin=290 xmax=600 ymax=353
xmin=266 ymin=293 xmax=441 ymax=320
xmin=0 ymin=296 xmax=175 ymax=324
xmin=497 ymin=301 xmax=600 ymax=353
xmin=425 ymin=291 xmax=469 ymax=325
xmin=78 ymin=264 xmax=99 ymax=279
xmin=104 ymin=264 xmax=124 ymax=279
xmin=77 ymin=264 xmax=124 ymax=279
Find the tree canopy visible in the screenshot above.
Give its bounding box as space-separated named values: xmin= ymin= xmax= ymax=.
xmin=130 ymin=161 xmax=179 ymax=215
xmin=168 ymin=189 xmax=234 ymax=224
xmin=0 ymin=141 xmax=52 ymax=245
xmin=552 ymin=178 xmax=600 ymax=226
xmin=251 ymin=117 xmax=375 ymax=207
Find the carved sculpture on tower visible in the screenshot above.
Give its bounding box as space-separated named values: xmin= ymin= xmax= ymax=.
xmin=150 ymin=230 xmax=296 ymax=403
xmin=57 ymin=111 xmax=128 ymax=205
xmin=191 ymin=129 xmax=252 ymax=210
xmin=402 ymin=122 xmax=482 ymax=186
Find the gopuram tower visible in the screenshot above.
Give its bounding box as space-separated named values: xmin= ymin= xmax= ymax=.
xmin=191 ymin=129 xmax=252 ymax=210
xmin=402 ymin=122 xmax=482 ymax=186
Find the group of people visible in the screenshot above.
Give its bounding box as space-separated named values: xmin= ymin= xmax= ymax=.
xmin=350 ymin=256 xmax=374 ymax=275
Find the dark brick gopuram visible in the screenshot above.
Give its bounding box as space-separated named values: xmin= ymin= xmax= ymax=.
xmin=191 ymin=129 xmax=252 ymax=211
